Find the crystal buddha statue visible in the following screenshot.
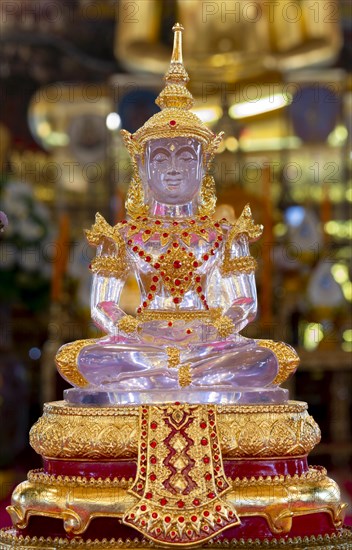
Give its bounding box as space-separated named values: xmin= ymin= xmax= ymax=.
xmin=58 ymin=24 xmax=299 ymax=405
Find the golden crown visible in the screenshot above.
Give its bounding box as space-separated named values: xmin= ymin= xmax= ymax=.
xmin=121 ymin=23 xmax=223 ymax=163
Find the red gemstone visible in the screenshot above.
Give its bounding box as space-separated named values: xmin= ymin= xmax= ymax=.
xmin=178 ymin=516 xmax=185 ymax=523
xmin=168 ymin=322 xmax=173 ymax=327
xmin=130 ymin=513 xmax=135 ymax=519
xmin=214 ymin=223 xmax=220 ymax=228
xmin=203 ymin=254 xmax=209 ymax=261
xmin=145 ymin=492 xmax=152 ymax=499
xmin=131 ymin=225 xmax=137 ymax=230
xmin=127 ymin=239 xmax=132 ymax=245
xmin=193 ymin=261 xmax=199 ymax=267
xmin=197 ymin=286 xmax=202 ymax=293
xmin=200 ymin=294 xmax=205 ymax=300
xmin=145 ymin=229 xmax=151 ymax=234
xmin=165 ymin=276 xmax=170 ymax=281
xmin=150 ymin=441 xmax=157 ymax=448
xmin=214 ymin=242 xmax=219 ymax=248
xmin=177 ymin=500 xmax=185 ymax=508
xmin=203 ymin=457 xmax=210 ymax=464
xmin=150 ymin=285 xmax=157 ymax=291
xmin=148 ymin=294 xmax=153 ymax=300
xmin=143 ymin=302 xmax=147 ymax=308
xmin=150 ymin=456 xmax=157 ymax=464
xmin=137 ymin=307 xmax=141 ymax=313
xmin=208 ymin=492 xmax=215 ymax=499
xmin=186 ymin=329 xmax=191 ymax=334
xmin=152 ymin=512 xmax=158 ymax=519
xmin=160 ymin=498 xmax=168 ymax=506
xmin=165 ymin=516 xmax=171 ymax=523
xmin=133 ymin=246 xmax=138 ymax=252
xmin=173 ymin=242 xmax=179 ymax=248
xmin=173 ymin=297 xmax=180 ymax=304
xmin=145 ymin=256 xmax=151 ymax=262
xmin=229 ymin=511 xmax=233 ymax=517
xmin=156 ymin=528 xmax=161 ymax=534
xmin=196 ymin=276 xmax=201 ymax=283
xmin=203 ymin=511 xmax=210 ymax=517
xmin=163 ymin=233 xmax=169 ymax=238
xmin=214 ymin=454 xmax=219 ymax=460
xmin=155 ymin=220 xmax=161 ymax=225
xmin=205 ymin=473 xmax=211 ymax=481
xmin=190 ymin=220 xmax=195 ymax=224
xmin=215 ymin=505 xmax=222 ymax=512
xmin=211 ymin=432 xmax=216 ymax=438
xmin=141 ymin=505 xmax=147 ymax=511
xmin=169 ymin=120 xmax=177 ymax=126
xmin=182 ymin=232 xmax=189 ymax=237
xmin=218 ymin=236 xmax=223 ymax=241
xmin=201 ymin=229 xmax=206 ymax=234
xmin=150 ymin=473 xmax=156 ymax=481
xmin=218 ymin=480 xmax=223 ymax=486
xmin=193 ymin=499 xmax=200 ymax=506
xmin=140 ymin=467 xmax=146 ymax=474
xmin=201 ymin=438 xmax=208 ymax=446
xmin=151 ymin=421 xmax=157 ymax=429
xmin=154 ymin=262 xmax=160 ymax=269
xmin=175 ymin=279 xmax=181 ymax=286
xmin=152 ymin=276 xmax=159 ymax=282
xmin=191 ymin=515 xmax=197 ymax=522
xmin=200 ymin=421 xmax=207 ymax=429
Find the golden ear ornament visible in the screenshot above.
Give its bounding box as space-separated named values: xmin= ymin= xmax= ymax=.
xmin=198 ymin=174 xmax=217 ymax=216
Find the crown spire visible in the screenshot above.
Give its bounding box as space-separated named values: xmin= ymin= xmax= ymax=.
xmin=155 ymin=23 xmax=194 ymax=110
xmin=171 ymin=22 xmax=184 ymax=64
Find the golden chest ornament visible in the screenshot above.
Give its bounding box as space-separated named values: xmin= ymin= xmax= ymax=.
xmin=123 ymin=215 xmax=225 ymax=310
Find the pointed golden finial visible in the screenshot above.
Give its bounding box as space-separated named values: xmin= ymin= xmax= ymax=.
xmin=155 ymin=23 xmax=194 ymax=110
xmin=171 ymin=22 xmax=184 ymax=65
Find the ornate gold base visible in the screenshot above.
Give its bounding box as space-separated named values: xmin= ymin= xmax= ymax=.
xmin=7 ymin=468 xmax=346 ymax=537
xmin=0 ymin=527 xmax=351 ymax=550
xmin=30 ymin=401 xmax=320 ymax=460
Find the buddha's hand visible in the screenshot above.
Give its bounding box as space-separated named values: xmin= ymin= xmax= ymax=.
xmin=222 ymin=297 xmax=256 ymax=333
xmin=116 ymin=315 xmax=141 ymax=338
xmin=138 ymin=320 xmax=202 ymax=345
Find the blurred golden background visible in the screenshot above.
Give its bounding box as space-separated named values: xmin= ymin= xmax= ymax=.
xmin=0 ymin=0 xmax=351 ymax=518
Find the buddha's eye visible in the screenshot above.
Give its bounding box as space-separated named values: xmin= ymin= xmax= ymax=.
xmin=179 ymin=154 xmax=196 ymax=162
xmin=152 ymin=154 xmax=168 ymax=163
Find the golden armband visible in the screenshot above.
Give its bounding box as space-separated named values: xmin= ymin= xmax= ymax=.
xmin=90 ymin=255 xmax=129 ymax=278
xmin=220 ymin=255 xmax=257 ymax=276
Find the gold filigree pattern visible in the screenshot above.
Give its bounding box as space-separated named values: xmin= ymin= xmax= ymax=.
xmin=211 ymin=314 xmax=235 ymax=338
xmin=30 ymin=401 xmax=321 ymax=459
xmin=198 ymin=174 xmax=217 ymax=216
xmin=90 ymin=255 xmax=129 ymax=278
xmin=1 ymin=527 xmax=352 ymax=549
xmin=124 ymin=404 xmax=240 ymax=545
xmin=258 ymin=340 xmax=300 ymax=385
xmin=30 ymin=403 xmax=139 ymax=459
xmin=118 ymin=315 xmax=141 ymax=334
xmin=6 ymin=467 xmax=346 ymax=541
xmin=137 ymin=309 xmax=217 ymax=323
xmin=178 ymin=364 xmax=192 ymax=387
xmin=85 ymin=213 xmax=124 ymax=248
xmin=167 ymin=347 xmax=181 ymax=369
xmin=55 ymin=340 xmax=98 ymax=388
xmin=221 ymin=256 xmax=257 ymax=277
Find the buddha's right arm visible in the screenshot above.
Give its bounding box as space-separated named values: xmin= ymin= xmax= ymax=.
xmin=89 ymin=237 xmax=131 ymax=335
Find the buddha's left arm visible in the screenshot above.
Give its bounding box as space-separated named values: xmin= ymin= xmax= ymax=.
xmin=220 ymin=233 xmax=258 ymax=331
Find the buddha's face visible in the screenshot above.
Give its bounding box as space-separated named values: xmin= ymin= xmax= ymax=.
xmin=143 ymin=137 xmax=203 ymax=205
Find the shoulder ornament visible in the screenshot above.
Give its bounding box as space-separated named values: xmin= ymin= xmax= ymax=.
xmin=85 ymin=213 xmax=125 ymax=248
xmin=227 ymin=204 xmax=263 ymax=244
